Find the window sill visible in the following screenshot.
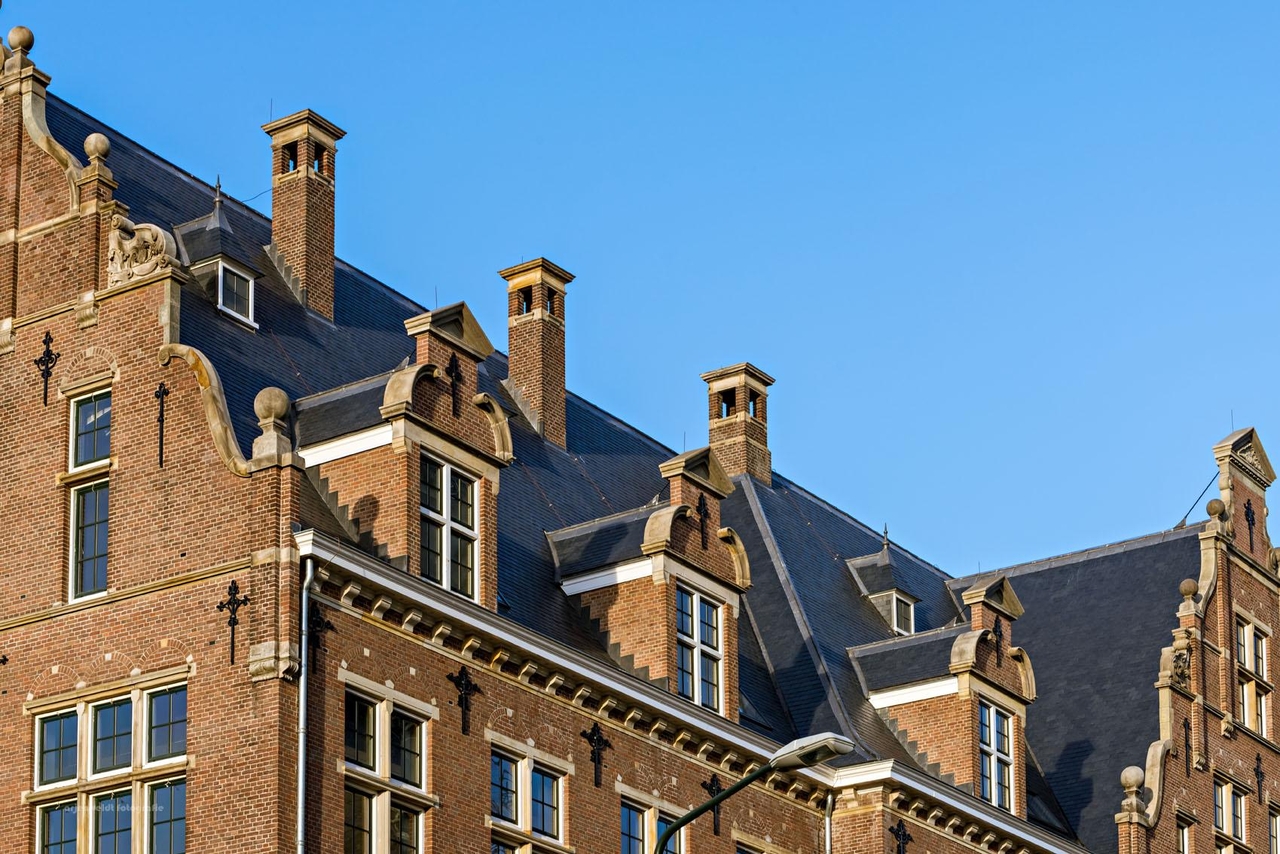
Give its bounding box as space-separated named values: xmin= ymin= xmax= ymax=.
xmin=23 ymin=757 xmax=192 ymax=805
xmin=216 ymin=304 xmax=259 ymax=330
xmin=486 ymin=816 xmax=575 ymax=854
xmin=57 ymin=458 xmax=112 ymax=487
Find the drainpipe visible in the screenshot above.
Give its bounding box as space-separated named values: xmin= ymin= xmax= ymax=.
xmin=297 ymin=556 xmax=316 ymax=854
xmin=825 ymin=790 xmax=834 ymax=854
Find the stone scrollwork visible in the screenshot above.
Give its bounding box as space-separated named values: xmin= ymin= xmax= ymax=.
xmin=108 ymin=215 xmax=177 ymax=288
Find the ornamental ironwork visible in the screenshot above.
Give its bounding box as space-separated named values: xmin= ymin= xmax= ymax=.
xmin=216 ymin=579 xmax=250 ymax=664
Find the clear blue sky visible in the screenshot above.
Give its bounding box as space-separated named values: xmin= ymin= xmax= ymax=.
xmin=20 ymin=2 xmax=1280 ymax=576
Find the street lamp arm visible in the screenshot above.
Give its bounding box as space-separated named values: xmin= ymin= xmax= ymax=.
xmin=652 ymin=763 xmax=773 ymax=854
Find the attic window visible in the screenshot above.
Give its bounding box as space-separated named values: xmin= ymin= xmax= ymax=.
xmin=719 ymin=390 xmax=736 ymax=419
xmin=217 ymin=261 xmax=256 ymax=327
xmin=517 ymin=287 xmax=533 ymax=315
xmin=282 ymin=141 xmax=299 ymax=174
xmin=747 ymin=390 xmax=760 ymax=418
xmin=893 ymin=594 xmax=914 ymax=636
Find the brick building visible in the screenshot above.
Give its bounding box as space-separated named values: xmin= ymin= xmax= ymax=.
xmin=0 ymin=15 xmax=1273 ymax=854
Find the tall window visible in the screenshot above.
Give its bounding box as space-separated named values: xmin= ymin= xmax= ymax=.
xmin=1215 ymin=779 xmax=1246 ymax=844
xmin=73 ymin=480 xmax=110 ymax=598
xmin=621 ymin=802 xmax=645 ymax=854
xmin=531 ymin=767 xmax=559 ymax=838
xmin=893 ymin=594 xmax=914 ymax=636
xmin=675 ymin=587 xmax=722 ymax=712
xmin=979 ymin=699 xmax=1014 ymax=812
xmin=339 ymin=682 xmax=432 ymax=854
xmin=656 ymin=813 xmax=680 ymax=854
xmin=1238 ymin=619 xmax=1270 ymax=736
xmin=35 ymin=684 xmax=187 ymax=854
xmin=218 ymin=262 xmax=255 ymax=325
xmin=420 ymin=455 xmax=477 ymax=599
xmin=490 ymin=752 xmax=518 ymax=824
xmin=489 ymin=742 xmax=567 ymax=849
xmin=72 ymin=390 xmax=112 ymax=468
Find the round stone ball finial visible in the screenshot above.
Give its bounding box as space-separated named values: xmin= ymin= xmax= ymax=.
xmin=84 ymin=133 xmax=110 ymax=162
xmin=8 ymin=26 xmax=33 ymax=53
xmin=254 ymin=387 xmax=290 ymax=422
xmin=1179 ymin=578 xmax=1199 ymax=599
xmin=1120 ymin=766 xmax=1145 ymax=792
xmin=1207 ymin=498 xmax=1226 ymax=519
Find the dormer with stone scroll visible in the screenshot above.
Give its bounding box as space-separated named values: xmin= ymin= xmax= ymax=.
xmin=549 ymin=447 xmax=750 ymax=720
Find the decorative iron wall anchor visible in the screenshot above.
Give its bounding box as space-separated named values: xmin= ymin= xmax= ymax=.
xmin=445 ymin=353 xmax=464 ymax=418
xmin=890 ymin=818 xmax=913 ymax=854
xmin=1257 ymin=753 xmax=1266 ymax=804
xmin=992 ymin=615 xmax=1004 ymax=666
xmin=155 ymin=382 xmax=169 ymax=467
xmin=696 ymin=493 xmax=709 ymax=549
xmin=581 ymin=722 xmax=612 ymax=788
xmin=447 ymin=666 xmax=482 ymax=735
xmin=701 ymin=774 xmax=724 ymax=834
xmin=1183 ymin=718 xmax=1192 ymax=776
xmin=216 ymin=580 xmax=250 ymax=664
xmin=34 ymin=331 xmax=59 ymax=406
xmin=1246 ymin=499 xmax=1257 ymax=550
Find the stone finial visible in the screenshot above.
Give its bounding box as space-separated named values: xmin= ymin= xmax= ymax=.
xmin=1178 ymin=578 xmax=1198 ymax=600
xmin=84 ymin=133 xmax=110 ymax=162
xmin=251 ymin=387 xmax=292 ymax=462
xmin=1118 ymin=766 xmax=1147 ymax=817
xmin=1207 ymin=498 xmax=1226 ymax=519
xmin=8 ymin=26 xmax=32 ymax=54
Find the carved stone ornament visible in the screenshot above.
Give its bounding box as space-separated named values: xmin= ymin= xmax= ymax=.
xmin=1171 ymin=649 xmax=1191 ymax=689
xmin=107 ymin=215 xmax=177 ymax=288
xmin=1241 ymin=444 xmax=1265 ymax=475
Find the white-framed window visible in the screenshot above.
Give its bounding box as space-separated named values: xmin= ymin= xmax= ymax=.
xmin=70 ymin=479 xmax=110 ymax=600
xmin=1215 ymin=779 xmax=1247 ymax=845
xmin=419 ymin=454 xmax=478 ymax=600
xmin=893 ymin=593 xmax=914 ymax=636
xmin=216 ymin=260 xmax=256 ymax=326
xmin=978 ymin=698 xmax=1014 ymax=813
xmin=487 ymin=737 xmax=568 ymax=851
xmin=1238 ymin=618 xmax=1271 ymax=736
xmin=31 ymin=683 xmax=188 ymax=853
xmin=70 ymin=389 xmax=112 ymax=470
xmin=620 ymin=801 xmax=681 ymax=854
xmin=340 ymin=682 xmax=435 ymax=854
xmin=675 ymin=586 xmax=722 ymax=713
xmin=1270 ymin=810 xmax=1278 ymax=854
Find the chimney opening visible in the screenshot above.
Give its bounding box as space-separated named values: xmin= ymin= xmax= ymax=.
xmin=545 ymin=288 xmax=557 ymax=316
xmin=282 ymin=141 xmax=299 ymax=174
xmin=748 ymin=390 xmax=760 ymax=418
xmin=312 ymin=144 xmax=327 ymax=176
xmin=517 ymin=287 xmax=533 ymax=315
xmin=719 ymin=390 xmax=736 ymax=419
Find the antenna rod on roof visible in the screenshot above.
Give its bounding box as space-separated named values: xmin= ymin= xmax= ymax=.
xmin=1175 ymin=471 xmax=1218 ymax=530
xmin=269 ymin=98 xmax=273 ymax=121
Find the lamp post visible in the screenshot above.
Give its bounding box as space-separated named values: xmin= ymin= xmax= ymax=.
xmin=652 ymin=733 xmax=854 ymax=854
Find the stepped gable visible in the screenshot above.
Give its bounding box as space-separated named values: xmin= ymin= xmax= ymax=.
xmin=947 ymin=524 xmax=1206 ymax=854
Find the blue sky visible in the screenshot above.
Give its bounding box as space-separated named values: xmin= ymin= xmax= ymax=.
xmin=20 ymin=2 xmax=1280 ymax=576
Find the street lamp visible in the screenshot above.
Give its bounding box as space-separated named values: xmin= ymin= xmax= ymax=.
xmin=652 ymin=732 xmax=855 ymax=854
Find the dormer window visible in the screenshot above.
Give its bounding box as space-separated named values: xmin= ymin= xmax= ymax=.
xmin=675 ymin=586 xmax=722 ymax=713
xmin=217 ymin=261 xmax=255 ymax=326
xmin=979 ymin=698 xmax=1014 ymax=813
xmin=420 ymin=454 xmax=477 ymax=600
xmin=893 ymin=594 xmax=914 ymax=636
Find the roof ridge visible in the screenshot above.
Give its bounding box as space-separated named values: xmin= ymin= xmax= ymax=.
xmin=951 ymin=521 xmax=1209 ymax=585
xmin=768 ymin=472 xmax=954 ymax=582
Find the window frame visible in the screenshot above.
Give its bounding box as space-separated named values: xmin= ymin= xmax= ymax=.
xmin=419 ymin=453 xmax=479 ymax=601
xmin=35 ymin=708 xmax=80 ymax=789
xmin=675 ymin=585 xmax=723 ymax=713
xmin=216 ymin=259 xmax=257 ymax=327
xmin=1237 ymin=618 xmax=1271 ymax=736
xmin=88 ymin=695 xmax=133 ymax=778
xmin=892 ymin=593 xmax=915 ymax=636
xmin=70 ymin=478 xmax=110 ymax=602
xmin=146 ymin=776 xmax=187 ymax=854
xmin=69 ymin=388 xmax=112 ymax=471
xmin=1214 ymin=778 xmax=1248 ymax=844
xmin=144 ymin=683 xmax=189 ymax=766
xmin=978 ymin=697 xmax=1015 ymax=814
xmin=90 ymin=786 xmax=133 ymax=854
xmin=37 ymin=799 xmax=77 ymax=854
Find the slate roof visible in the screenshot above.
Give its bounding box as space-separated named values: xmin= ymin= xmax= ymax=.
xmin=851 ymin=626 xmax=967 ymax=693
xmin=43 ymin=90 xmax=1101 ymax=841
xmin=948 ymin=525 xmax=1205 ymax=854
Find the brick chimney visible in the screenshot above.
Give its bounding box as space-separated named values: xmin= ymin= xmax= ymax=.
xmin=701 ymin=363 xmax=775 ymax=485
xmin=498 ymin=258 xmax=574 ymax=448
xmin=262 ymin=110 xmax=345 ymax=321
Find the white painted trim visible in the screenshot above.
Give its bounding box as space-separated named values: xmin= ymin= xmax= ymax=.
xmin=296 ymin=424 xmax=393 ymax=467
xmin=558 ymin=558 xmax=653 ymax=596
xmin=867 ymin=677 xmax=958 ymax=709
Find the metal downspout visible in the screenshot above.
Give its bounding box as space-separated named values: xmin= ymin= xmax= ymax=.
xmin=297 ymin=556 xmax=315 ymax=854
xmin=825 ymin=790 xmax=834 ymax=854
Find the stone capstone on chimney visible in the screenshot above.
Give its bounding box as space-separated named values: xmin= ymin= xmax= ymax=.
xmin=262 ymin=109 xmax=345 ymax=321
xmin=499 ymin=258 xmax=574 ymax=448
xmin=701 ymin=362 xmax=774 ymax=485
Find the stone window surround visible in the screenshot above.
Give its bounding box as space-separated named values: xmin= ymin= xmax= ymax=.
xmin=1214 ymin=776 xmax=1249 ymax=846
xmin=336 ymin=667 xmax=439 ymax=854
xmin=978 ymin=696 xmax=1015 ymax=814
xmin=676 ymin=584 xmax=723 ymax=714
xmin=615 ymin=781 xmax=685 ymax=854
xmin=419 ymin=451 xmax=480 ymax=602
xmin=485 ymin=728 xmax=575 ymax=852
xmin=58 ymin=372 xmax=116 ymax=605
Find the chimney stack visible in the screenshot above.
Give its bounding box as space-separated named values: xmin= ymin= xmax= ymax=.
xmin=498 ymin=258 xmax=574 ymax=448
xmin=701 ymin=363 xmax=774 ymax=485
xmin=263 ymin=109 xmax=345 ymax=321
